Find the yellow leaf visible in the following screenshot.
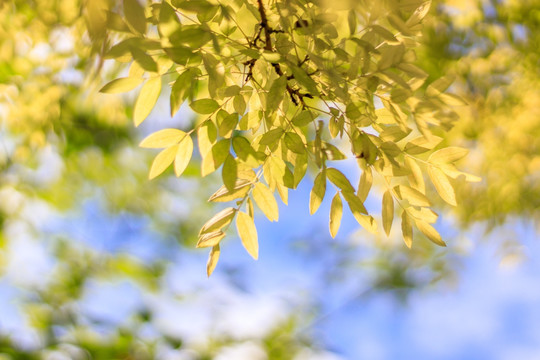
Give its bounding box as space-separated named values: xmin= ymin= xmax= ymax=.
xmin=199 ymin=207 xmax=236 ymax=235
xmin=148 ymin=145 xmax=178 ymax=179
xmin=134 ymin=77 xmax=161 ymax=127
xmin=222 ymin=155 xmax=238 ymax=191
xmin=309 ymin=171 xmax=326 ymax=215
xmin=401 ymin=211 xmax=413 ymax=248
xmin=404 ymin=156 xmax=425 ymax=193
xmin=140 ymin=128 xmax=186 ymax=148
xmin=236 ymin=211 xmax=258 ymax=260
xmin=382 ymin=190 xmax=394 ymax=236
xmin=252 ymin=183 xmax=279 ymax=222
xmin=329 ymin=192 xmax=343 ymax=238
xmin=206 ymin=244 xmax=220 ymax=277
xmin=326 ymin=168 xmax=355 ymax=193
xmin=415 ymin=219 xmax=446 ymax=247
xmin=357 ymin=167 xmax=372 ymax=202
xmin=208 ymin=179 xmax=251 ymax=202
xmin=404 ymin=135 xmax=443 ymax=155
xmin=174 ymin=135 xmax=193 ymax=177
xmin=342 ymin=191 xmax=376 ymax=233
xmin=99 ymin=77 xmax=143 ymax=93
xmin=201 ymin=139 xmax=229 ymax=177
xmin=428 ymin=166 xmax=457 ymax=206
xmin=394 ymin=185 xmax=431 ymax=207
xmin=428 ymin=147 xmax=469 ymax=164
xmin=197 ymin=231 xmax=226 ymax=248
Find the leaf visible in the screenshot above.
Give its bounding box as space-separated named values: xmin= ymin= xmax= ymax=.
xmin=259 ymin=128 xmax=284 ymax=145
xmin=428 ymin=166 xmax=457 ymax=206
xmin=404 ymin=136 xmax=443 ymax=155
xmin=170 ymin=69 xmax=198 ymax=116
xmin=175 ymin=135 xmax=193 ymax=177
xmin=124 ymin=0 xmax=147 ymax=34
xmin=426 ymin=75 xmax=455 ymax=97
xmin=394 ymin=185 xmax=431 ymax=207
xmin=329 ymin=192 xmax=343 ymax=238
xmin=134 ymin=77 xmax=162 ymax=126
xmin=415 ymin=220 xmax=446 ymax=247
xmin=236 ymin=211 xmax=258 ymax=260
xmin=326 ymin=168 xmax=355 ymax=193
xmin=343 ymin=190 xmax=376 ymax=233
xmin=404 ymin=156 xmax=425 ymax=193
xmin=199 ymin=207 xmax=236 ymax=235
xmin=428 ymin=147 xmax=469 ymax=164
xmin=140 ymin=128 xmax=186 ymax=148
xmin=309 ymin=171 xmax=326 ymax=215
xmin=197 ymin=120 xmax=217 ymax=158
xmin=266 ymin=76 xmax=287 ymax=112
xmin=209 ymin=179 xmax=251 ymax=202
xmin=222 ymin=155 xmax=237 ymax=192
xmin=357 ymin=167 xmax=372 ymax=202
xmin=100 ymin=77 xmax=143 ymax=93
xmin=401 ymin=211 xmax=413 ymax=248
xmin=201 ymin=139 xmax=229 ymax=176
xmin=284 ymin=132 xmax=305 ymax=154
xmin=197 ymin=231 xmax=226 ymax=248
xmin=206 ymin=244 xmax=220 ymax=277
xmin=131 ymin=47 xmax=158 ymax=73
xmin=292 ymin=110 xmax=315 ymax=126
xmin=252 ymin=182 xmax=279 ymax=222
xmin=382 ymin=190 xmax=394 ymax=236
xmin=291 ymin=65 xmax=319 ymax=95
xmin=190 ymin=99 xmax=220 ymax=114
xmin=148 ymin=145 xmax=178 ymax=179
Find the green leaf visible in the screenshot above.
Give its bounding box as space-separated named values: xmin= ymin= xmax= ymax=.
xmin=292 ymin=110 xmax=315 ymax=127
xmin=170 ymin=69 xmax=198 ymax=116
xmin=329 ymin=192 xmax=343 ymax=238
xmin=284 ymin=132 xmax=305 ymax=154
xmin=199 ymin=207 xmax=236 ymax=235
xmin=123 ymin=0 xmax=147 ymax=34
xmin=428 ymin=147 xmax=469 ymax=164
xmin=415 ymin=220 xmax=446 ymax=247
xmin=174 ymin=135 xmax=193 ymax=177
xmin=266 ymin=76 xmax=287 ymax=112
xmin=259 ymin=128 xmax=284 ymax=145
xmin=134 ymin=77 xmax=162 ymax=126
xmin=206 ymin=244 xmax=220 ymax=277
xmin=394 ymin=185 xmax=431 ymax=207
xmin=428 ymin=166 xmax=457 ymax=206
xmin=309 ymin=171 xmax=326 ymax=215
xmin=222 ymin=155 xmax=237 ymax=191
xmin=401 ymin=211 xmax=413 ymax=248
xmin=291 ymin=65 xmax=319 ymax=95
xmin=426 ymin=75 xmax=455 ymax=97
xmin=236 ymin=211 xmax=259 ymax=260
xmin=357 ymin=167 xmax=372 ymax=202
xmin=382 ymin=190 xmax=394 ymax=236
xmin=326 ymin=168 xmax=355 ymax=193
xmin=140 ymin=128 xmax=186 ymax=148
xmin=190 ymin=99 xmax=220 ymax=114
xmin=201 ymin=139 xmax=230 ymax=176
xmin=342 ymin=190 xmax=376 ymax=233
xmin=131 ymin=48 xmax=158 ymax=73
xmin=99 ymin=77 xmax=143 ymax=93
xmin=252 ymin=182 xmax=279 ymax=222
xmin=148 ymin=145 xmax=178 ymax=179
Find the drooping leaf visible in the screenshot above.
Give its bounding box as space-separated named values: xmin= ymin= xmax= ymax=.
xmin=174 ymin=135 xmax=193 ymax=177
xmin=329 ymin=192 xmax=343 ymax=238
xmin=415 ymin=220 xmax=446 ymax=247
xmin=428 ymin=147 xmax=469 ymax=164
xmin=206 ymin=244 xmax=220 ymax=276
xmin=394 ymin=185 xmax=431 ymax=207
xmin=428 ymin=166 xmax=457 ymax=206
xmin=208 ymin=179 xmax=251 ymax=202
xmin=382 ymin=190 xmax=394 ymax=236
xmin=222 ymin=155 xmax=237 ymax=192
xmin=140 ymin=128 xmax=186 ymax=148
xmin=123 ymin=0 xmax=147 ymax=34
xmin=326 ymin=168 xmax=355 ymax=193
xmin=199 ymin=207 xmax=236 ymax=235
xmin=148 ymin=145 xmax=178 ymax=179
xmin=404 ymin=156 xmax=425 ymax=193
xmin=236 ymin=211 xmax=258 ymax=260
xmin=309 ymin=170 xmax=326 ymax=215
xmin=284 ymin=132 xmax=305 ymax=154
xmin=197 ymin=231 xmax=226 ymax=248
xmin=401 ymin=211 xmax=413 ymax=248
xmin=252 ymin=182 xmax=279 ymax=222
xmin=357 ymin=167 xmax=372 ymax=202
xmin=100 ymin=77 xmax=143 ymax=93
xmin=134 ymin=76 xmax=161 ymax=126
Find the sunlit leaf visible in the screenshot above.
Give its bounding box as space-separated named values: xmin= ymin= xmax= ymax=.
xmin=134 ymin=77 xmax=162 ymax=126
xmin=382 ymin=190 xmax=394 ymax=236
xmin=416 ymin=219 xmax=446 ymax=247
xmin=222 ymin=155 xmax=237 ymax=191
xmin=329 ymin=192 xmax=343 ymax=238
xmin=175 ymin=135 xmax=193 ymax=177
xmin=428 ymin=166 xmax=457 ymax=206
xmin=124 ymin=0 xmax=147 ymax=34
xmin=428 ymin=147 xmax=469 ymax=164
xmin=199 ymin=207 xmax=236 ymax=235
xmin=206 ymin=244 xmax=220 ymax=276
xmin=100 ymin=77 xmax=143 ymax=93
xmin=309 ymin=171 xmax=326 ymax=215
xmin=236 ymin=211 xmax=258 ymax=260
xmin=190 ymin=99 xmax=220 ymax=114
xmin=148 ymin=145 xmax=178 ymax=179
xmin=140 ymin=128 xmax=186 ymax=148
xmin=326 ymin=168 xmax=355 ymax=193
xmin=197 ymin=231 xmax=226 ymax=248
xmin=252 ymin=182 xmax=279 ymax=222
xmin=401 ymin=211 xmax=413 ymax=248
xmin=394 ymin=185 xmax=431 ymax=207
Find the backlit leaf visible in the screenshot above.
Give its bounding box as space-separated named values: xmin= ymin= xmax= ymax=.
xmin=428 ymin=166 xmax=457 ymax=206
xmin=140 ymin=128 xmax=186 ymax=148
xmin=416 ymin=220 xmax=446 ymax=247
xmin=404 ymin=156 xmax=425 ymax=193
xmin=222 ymin=155 xmax=237 ymax=192
xmin=310 ymin=171 xmax=326 ymax=215
xmin=266 ymin=76 xmax=287 ymax=112
xmin=206 ymin=244 xmax=220 ymax=276
xmin=134 ymin=77 xmax=162 ymax=126
xmin=252 ymin=182 xmax=279 ymax=222
xmin=357 ymin=167 xmax=372 ymax=202
xmin=382 ymin=190 xmax=394 ymax=236
xmin=236 ymin=211 xmax=258 ymax=260
xmin=100 ymin=77 xmax=143 ymax=93
xmin=404 ymin=135 xmax=443 ymax=155
xmin=175 ymin=135 xmax=193 ymax=177
xmin=148 ymin=145 xmax=177 ymax=179
xmin=124 ymin=0 xmax=147 ymax=34
xmin=197 ymin=231 xmax=226 ymax=248
xmin=428 ymin=147 xmax=469 ymax=164
xmin=327 ymin=168 xmax=355 ymax=193
xmin=401 ymin=211 xmax=413 ymax=248
xmin=329 ymin=192 xmax=343 ymax=238
xmin=199 ymin=207 xmax=236 ymax=235
xmin=209 ymin=179 xmax=251 ymax=202
xmin=394 ymin=185 xmax=431 ymax=207
xmin=190 ymin=99 xmax=220 ymax=114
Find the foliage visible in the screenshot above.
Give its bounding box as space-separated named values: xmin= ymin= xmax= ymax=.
xmin=98 ymin=0 xmax=479 ymax=274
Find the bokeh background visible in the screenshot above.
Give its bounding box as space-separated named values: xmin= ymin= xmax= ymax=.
xmin=0 ymin=0 xmax=539 ymax=359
